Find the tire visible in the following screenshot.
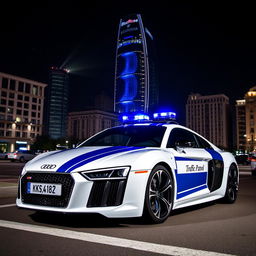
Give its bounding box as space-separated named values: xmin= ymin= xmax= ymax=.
xmin=19 ymin=156 xmax=25 ymax=163
xmin=222 ymin=164 xmax=238 ymax=203
xmin=143 ymin=165 xmax=174 ymax=224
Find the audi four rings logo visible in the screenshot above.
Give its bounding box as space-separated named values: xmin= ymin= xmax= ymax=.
xmin=40 ymin=164 xmax=57 ymax=169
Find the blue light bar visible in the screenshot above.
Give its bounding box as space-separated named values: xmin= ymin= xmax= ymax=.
xmin=121 ymin=113 xmax=150 ymax=123
xmin=153 ymin=112 xmax=176 ymax=120
xmin=134 ymin=114 xmax=150 ymax=121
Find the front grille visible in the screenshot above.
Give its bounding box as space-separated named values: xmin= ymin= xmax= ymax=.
xmin=21 ymin=172 xmax=74 ymax=208
xmin=87 ymin=180 xmax=126 ymax=207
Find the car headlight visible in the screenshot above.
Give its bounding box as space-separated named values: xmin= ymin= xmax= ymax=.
xmin=81 ymin=167 xmax=130 ymax=181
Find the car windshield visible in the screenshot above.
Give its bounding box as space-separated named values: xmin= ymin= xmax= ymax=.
xmin=79 ymin=126 xmax=167 ymax=147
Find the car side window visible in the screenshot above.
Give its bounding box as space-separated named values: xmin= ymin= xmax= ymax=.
xmin=194 ymin=134 xmax=213 ymax=149
xmin=167 ymin=128 xmax=199 ymax=148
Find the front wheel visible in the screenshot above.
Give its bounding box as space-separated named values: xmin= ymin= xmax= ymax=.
xmin=222 ymin=164 xmax=238 ymax=203
xmin=143 ymin=165 xmax=174 ymax=224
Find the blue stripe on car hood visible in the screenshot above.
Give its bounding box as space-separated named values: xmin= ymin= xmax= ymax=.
xmin=56 ymin=146 xmax=141 ymax=173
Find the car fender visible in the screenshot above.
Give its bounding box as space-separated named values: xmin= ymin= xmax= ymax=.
xmin=122 ymin=149 xmax=176 ymax=217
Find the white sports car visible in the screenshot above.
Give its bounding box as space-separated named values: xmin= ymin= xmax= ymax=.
xmin=16 ymin=114 xmax=239 ymax=223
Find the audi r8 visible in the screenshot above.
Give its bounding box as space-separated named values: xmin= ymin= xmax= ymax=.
xmin=16 ymin=113 xmax=239 ymax=223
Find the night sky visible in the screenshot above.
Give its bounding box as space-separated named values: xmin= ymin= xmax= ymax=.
xmin=0 ymin=2 xmax=255 ymax=124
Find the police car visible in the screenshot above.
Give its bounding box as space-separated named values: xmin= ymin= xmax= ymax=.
xmin=16 ymin=112 xmax=239 ymax=223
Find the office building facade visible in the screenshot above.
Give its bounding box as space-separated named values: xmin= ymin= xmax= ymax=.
xmin=244 ymin=87 xmax=256 ymax=151
xmin=186 ymin=93 xmax=230 ymax=149
xmin=0 ymin=72 xmax=47 ymax=152
xmin=114 ymin=14 xmax=158 ymax=114
xmin=44 ymin=67 xmax=69 ymax=139
xmin=67 ymin=110 xmax=118 ymax=141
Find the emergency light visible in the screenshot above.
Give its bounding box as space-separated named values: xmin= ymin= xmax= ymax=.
xmin=120 ymin=112 xmax=176 ymax=123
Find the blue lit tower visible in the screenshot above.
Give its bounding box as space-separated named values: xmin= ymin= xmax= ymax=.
xmin=44 ymin=67 xmax=69 ymax=139
xmin=114 ymin=14 xmax=158 ymax=114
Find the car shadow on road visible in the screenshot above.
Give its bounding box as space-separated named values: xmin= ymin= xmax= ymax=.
xmin=29 ymin=202 xmax=217 ymax=229
xmin=30 ymin=211 xmax=141 ymax=228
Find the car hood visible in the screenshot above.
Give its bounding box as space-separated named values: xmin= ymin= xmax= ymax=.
xmin=24 ymin=146 xmax=157 ymax=173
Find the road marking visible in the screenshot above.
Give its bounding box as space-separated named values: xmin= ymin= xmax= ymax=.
xmin=0 ymin=186 xmax=18 ymax=189
xmin=0 ymin=204 xmax=16 ymax=208
xmin=0 ymin=219 xmax=235 ymax=256
xmin=239 ymin=172 xmax=251 ymax=176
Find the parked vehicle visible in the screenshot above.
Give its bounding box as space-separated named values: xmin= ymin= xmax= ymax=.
xmin=235 ymin=154 xmax=250 ymax=165
xmin=0 ymin=150 xmax=8 ymax=160
xmin=8 ymin=150 xmax=36 ymax=162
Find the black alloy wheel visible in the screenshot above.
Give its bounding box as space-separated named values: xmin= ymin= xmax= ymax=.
xmin=223 ymin=164 xmax=238 ymax=203
xmin=143 ymin=165 xmax=174 ymax=224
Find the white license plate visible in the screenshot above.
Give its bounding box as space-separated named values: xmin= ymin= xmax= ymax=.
xmin=27 ymin=182 xmax=62 ymax=196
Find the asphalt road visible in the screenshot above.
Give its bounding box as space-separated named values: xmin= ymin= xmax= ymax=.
xmin=0 ymin=161 xmax=255 ymax=256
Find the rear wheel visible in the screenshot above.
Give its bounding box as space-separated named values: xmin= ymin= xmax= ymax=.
xmin=223 ymin=164 xmax=238 ymax=203
xmin=19 ymin=156 xmax=25 ymax=163
xmin=143 ymin=165 xmax=174 ymax=224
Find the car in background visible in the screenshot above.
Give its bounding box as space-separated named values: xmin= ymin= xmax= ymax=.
xmin=0 ymin=150 xmax=8 ymax=160
xmin=235 ymin=154 xmax=250 ymax=165
xmin=250 ymin=154 xmax=256 ymax=176
xmin=8 ymin=150 xmax=36 ymax=163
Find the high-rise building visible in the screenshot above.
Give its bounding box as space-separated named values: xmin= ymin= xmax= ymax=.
xmin=186 ymin=93 xmax=230 ymax=149
xmin=235 ymin=87 xmax=256 ymax=152
xmin=244 ymin=86 xmax=256 ymax=151
xmin=44 ymin=67 xmax=69 ymax=139
xmin=114 ymin=14 xmax=158 ymax=114
xmin=0 ymin=72 xmax=47 ymax=152
xmin=236 ymin=99 xmax=246 ymax=151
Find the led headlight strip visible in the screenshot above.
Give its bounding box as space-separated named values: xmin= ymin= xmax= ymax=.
xmin=81 ymin=167 xmax=130 ymax=181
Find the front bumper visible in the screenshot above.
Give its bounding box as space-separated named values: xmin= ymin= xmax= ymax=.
xmin=16 ymin=171 xmax=149 ymax=218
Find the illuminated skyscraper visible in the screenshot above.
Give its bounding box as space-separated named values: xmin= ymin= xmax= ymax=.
xmin=114 ymin=14 xmax=158 ymax=114
xmin=44 ymin=67 xmax=69 ymax=139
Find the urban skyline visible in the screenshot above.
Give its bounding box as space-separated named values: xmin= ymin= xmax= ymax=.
xmin=0 ymin=3 xmax=255 ymax=124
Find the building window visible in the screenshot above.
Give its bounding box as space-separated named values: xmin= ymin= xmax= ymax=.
xmin=17 ymin=102 xmax=22 ymax=108
xmin=0 ymin=99 xmax=6 ymax=105
xmin=7 ymin=108 xmax=13 ymax=114
xmin=10 ymin=80 xmax=16 ymax=90
xmin=1 ymin=91 xmax=7 ymax=97
xmin=32 ymin=86 xmax=38 ymax=95
xmin=25 ymin=83 xmax=30 ymax=93
xmin=6 ymin=131 xmax=11 ymax=137
xmin=2 ymin=78 xmax=8 ymax=88
xmin=18 ymin=82 xmax=24 ymax=92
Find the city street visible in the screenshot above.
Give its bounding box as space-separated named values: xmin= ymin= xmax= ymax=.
xmin=0 ymin=161 xmax=255 ymax=256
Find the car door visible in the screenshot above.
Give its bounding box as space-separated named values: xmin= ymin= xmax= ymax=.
xmin=166 ymin=128 xmax=211 ymax=201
